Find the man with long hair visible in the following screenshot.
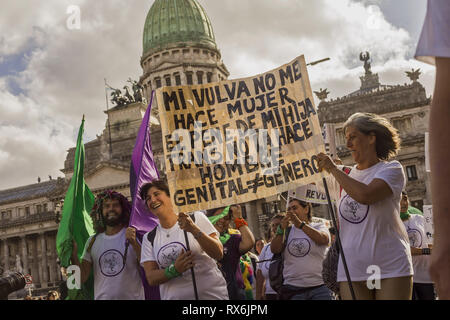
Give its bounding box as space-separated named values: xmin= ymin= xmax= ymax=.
xmin=71 ymin=190 xmax=144 ymax=300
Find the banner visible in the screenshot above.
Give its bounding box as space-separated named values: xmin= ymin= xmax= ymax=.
xmin=322 ymin=123 xmax=337 ymax=159
xmin=156 ymin=55 xmax=327 ymax=212
xmin=130 ymin=92 xmax=160 ymax=240
xmin=288 ymin=184 xmax=329 ymax=204
xmin=129 ymin=92 xmax=161 ymax=300
xmin=56 ymin=116 xmax=95 ymax=299
xmin=425 ymin=132 xmax=430 ymax=172
xmin=423 ymin=205 xmax=434 ymax=244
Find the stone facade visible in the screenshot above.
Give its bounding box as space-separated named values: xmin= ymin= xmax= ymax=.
xmin=0 ymin=179 xmax=65 ymax=297
xmin=317 ymin=57 xmax=431 ymax=209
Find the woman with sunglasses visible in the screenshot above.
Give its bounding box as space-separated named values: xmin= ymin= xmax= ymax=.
xmin=271 ymin=199 xmax=332 ymax=300
xmin=206 ymin=205 xmax=255 ymax=300
xmin=140 ymin=180 xmax=228 ymax=300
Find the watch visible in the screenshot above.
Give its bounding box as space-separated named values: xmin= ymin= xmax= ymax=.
xmin=299 ymin=221 xmax=306 ymax=229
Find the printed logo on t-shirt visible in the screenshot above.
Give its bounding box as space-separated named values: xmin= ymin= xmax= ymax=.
xmin=287 ymin=238 xmax=311 ymax=257
xmin=339 ymin=194 xmax=369 ymax=224
xmin=157 ymin=242 xmax=187 ymax=268
xmin=407 ymin=227 xmax=422 ymax=248
xmin=99 ymin=249 xmax=125 ymax=277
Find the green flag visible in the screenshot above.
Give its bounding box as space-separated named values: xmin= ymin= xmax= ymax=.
xmin=56 ymin=116 xmax=95 ymax=299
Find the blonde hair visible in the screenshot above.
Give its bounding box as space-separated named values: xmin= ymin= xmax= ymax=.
xmin=344 ymin=112 xmax=401 ymax=160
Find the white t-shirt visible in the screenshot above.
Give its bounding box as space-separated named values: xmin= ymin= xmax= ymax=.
xmin=336 ymin=161 xmax=413 ymax=282
xmin=403 ymin=214 xmax=433 ymax=284
xmin=282 ymin=221 xmax=330 ymax=288
xmin=415 ymin=0 xmax=450 ymax=65
xmin=140 ymin=211 xmax=228 ymax=300
xmin=257 ymin=243 xmax=276 ymax=295
xmin=81 ymin=228 xmax=145 ymax=300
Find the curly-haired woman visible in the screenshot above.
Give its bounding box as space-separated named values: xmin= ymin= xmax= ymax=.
xmin=317 ymin=112 xmax=413 ymax=300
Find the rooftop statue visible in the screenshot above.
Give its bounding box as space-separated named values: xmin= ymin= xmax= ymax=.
xmin=405 ymin=68 xmax=421 ymax=82
xmin=128 ymin=78 xmax=146 ymax=104
xmin=360 ymin=51 xmax=372 ymax=75
xmin=314 ymin=88 xmax=330 ymax=101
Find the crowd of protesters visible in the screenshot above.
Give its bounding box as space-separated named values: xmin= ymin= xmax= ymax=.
xmin=29 ymin=111 xmax=433 ymax=301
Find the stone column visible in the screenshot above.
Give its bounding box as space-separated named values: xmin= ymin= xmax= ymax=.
xmin=20 ymin=235 xmax=29 ymax=274
xmin=2 ymin=238 xmax=9 ymax=273
xmin=245 ymin=200 xmax=261 ymax=239
xmin=31 ymin=235 xmax=41 ymax=285
xmin=49 ymin=234 xmax=57 ymax=283
xmin=40 ymin=232 xmax=48 ymax=287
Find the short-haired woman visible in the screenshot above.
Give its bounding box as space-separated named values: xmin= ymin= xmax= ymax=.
xmin=140 ymin=180 xmax=228 ymax=300
xmin=317 ymin=112 xmax=413 ymax=300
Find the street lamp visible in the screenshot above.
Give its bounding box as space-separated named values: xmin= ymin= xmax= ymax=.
xmin=307 ymin=57 xmax=330 ymax=66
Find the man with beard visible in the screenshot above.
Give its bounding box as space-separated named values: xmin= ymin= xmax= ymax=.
xmin=71 ymin=190 xmax=144 ymax=300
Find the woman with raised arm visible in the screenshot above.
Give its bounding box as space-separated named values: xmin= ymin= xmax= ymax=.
xmin=271 ymin=199 xmax=332 ymax=300
xmin=206 ymin=204 xmax=255 ymax=300
xmin=140 ymin=180 xmax=228 ymax=300
xmin=317 ymin=112 xmax=413 ymax=300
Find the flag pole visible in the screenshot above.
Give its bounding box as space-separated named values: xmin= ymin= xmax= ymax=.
xmin=183 ymin=230 xmax=199 ymax=300
xmin=104 ymin=78 xmax=113 ymax=159
xmin=322 ymin=178 xmax=356 ymax=300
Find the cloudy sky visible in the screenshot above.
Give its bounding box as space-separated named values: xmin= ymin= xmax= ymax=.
xmin=0 ymin=0 xmax=434 ymax=190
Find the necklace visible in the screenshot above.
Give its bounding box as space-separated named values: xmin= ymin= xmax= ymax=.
xmin=159 ymin=226 xmax=171 ymax=238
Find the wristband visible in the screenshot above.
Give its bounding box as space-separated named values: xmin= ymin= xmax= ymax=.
xmin=421 ymin=248 xmax=431 ymax=255
xmin=234 ymin=218 xmax=248 ymax=229
xmin=164 ymin=263 xmax=181 ymax=279
xmin=299 ymin=221 xmax=306 ymax=230
xmin=276 ymin=225 xmax=284 ymax=236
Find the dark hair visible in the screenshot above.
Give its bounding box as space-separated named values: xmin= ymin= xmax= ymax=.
xmin=329 ymin=227 xmax=336 ymax=235
xmin=271 ymin=214 xmax=285 ymax=221
xmin=206 ymin=206 xmax=232 ymax=220
xmin=401 ymin=191 xmax=408 ymax=197
xmin=91 ymin=190 xmax=131 ymax=234
xmin=140 ymin=180 xmax=170 ymax=201
xmin=289 ymin=198 xmax=313 ymax=222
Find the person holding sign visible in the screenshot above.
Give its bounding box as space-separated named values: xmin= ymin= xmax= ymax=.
xmin=400 ymin=191 xmax=435 ymax=300
xmin=140 ymin=180 xmax=228 ymax=300
xmin=271 ymin=199 xmax=332 ymax=300
xmin=317 ymin=112 xmax=413 ymax=300
xmin=206 ymin=205 xmax=255 ymax=300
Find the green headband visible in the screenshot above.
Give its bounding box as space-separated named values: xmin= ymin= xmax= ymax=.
xmin=208 ymin=206 xmax=231 ymax=225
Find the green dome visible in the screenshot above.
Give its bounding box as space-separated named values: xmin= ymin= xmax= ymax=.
xmin=143 ymin=0 xmax=218 ymax=56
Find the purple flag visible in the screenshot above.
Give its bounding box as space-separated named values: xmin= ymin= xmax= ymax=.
xmin=129 ymin=91 xmax=160 ymax=300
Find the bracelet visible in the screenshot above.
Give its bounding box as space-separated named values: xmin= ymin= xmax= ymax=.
xmin=276 ymin=225 xmax=284 ymax=236
xmin=421 ymin=248 xmax=431 ymax=255
xmin=164 ymin=263 xmax=181 ymax=279
xmin=234 ymin=218 xmax=248 ymax=229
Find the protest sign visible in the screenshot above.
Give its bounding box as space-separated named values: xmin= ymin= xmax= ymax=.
xmin=156 ymin=55 xmax=327 ymax=212
xmin=423 ymin=205 xmax=433 ymax=244
xmin=288 ymin=184 xmax=328 ymax=205
xmin=425 ymin=132 xmax=430 ymax=173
